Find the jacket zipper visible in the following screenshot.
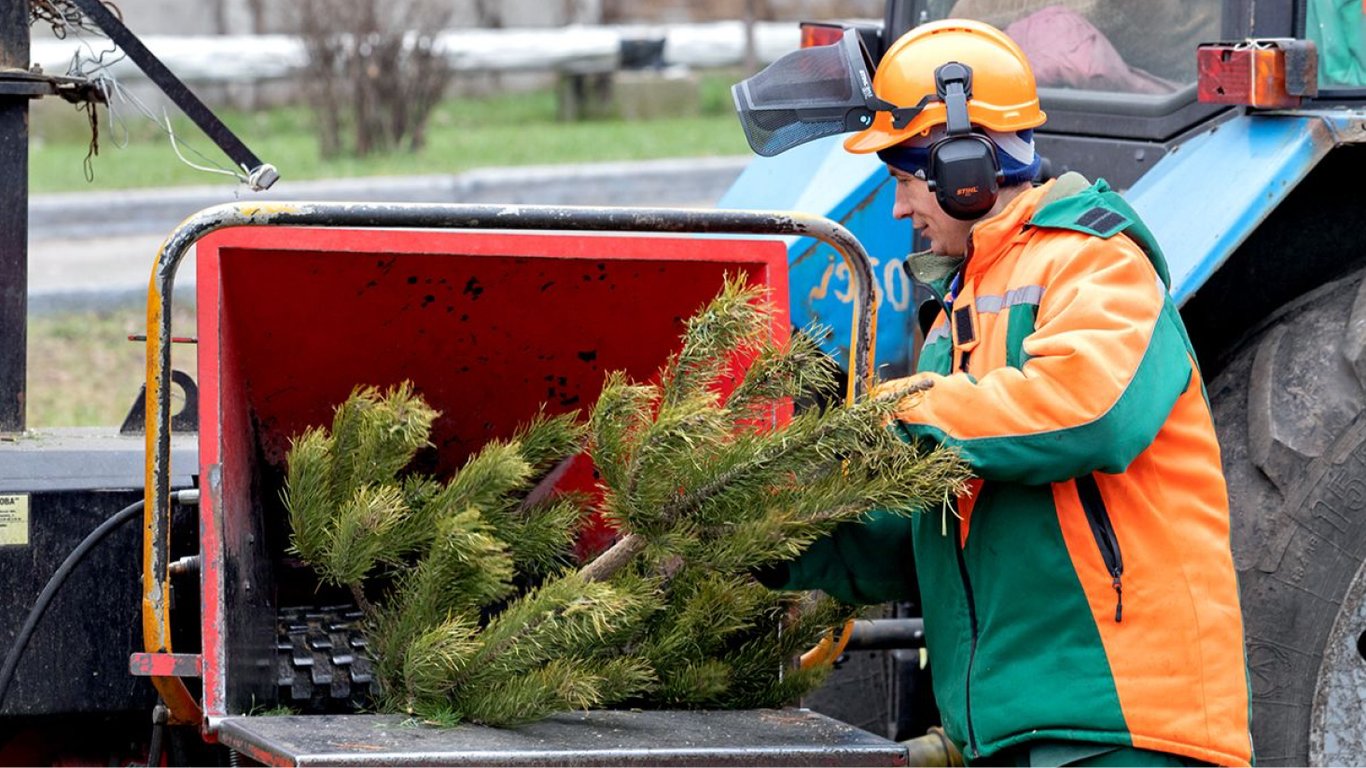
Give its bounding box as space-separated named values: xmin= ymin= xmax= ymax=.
xmin=924 ymin=264 xmax=980 ymax=750
xmin=926 ymin=274 xmax=973 ymax=374
xmin=1075 ymin=474 xmax=1125 ymax=622
xmin=952 ymin=514 xmax=981 ymax=755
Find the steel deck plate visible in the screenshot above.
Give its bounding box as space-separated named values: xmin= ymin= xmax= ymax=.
xmin=216 ymin=709 xmax=908 ymax=767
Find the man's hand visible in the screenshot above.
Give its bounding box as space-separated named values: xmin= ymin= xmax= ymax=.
xmin=873 ymin=374 xmax=938 ymax=421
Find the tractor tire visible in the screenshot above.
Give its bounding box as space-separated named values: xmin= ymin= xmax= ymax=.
xmin=1207 ymin=269 xmax=1366 ymax=766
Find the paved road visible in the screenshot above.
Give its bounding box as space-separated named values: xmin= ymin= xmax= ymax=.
xmin=27 ymin=156 xmax=750 ymax=313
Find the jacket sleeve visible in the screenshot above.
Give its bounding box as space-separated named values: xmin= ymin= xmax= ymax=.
xmin=754 ymin=510 xmax=919 ymax=606
xmin=895 ymin=233 xmax=1193 ymax=485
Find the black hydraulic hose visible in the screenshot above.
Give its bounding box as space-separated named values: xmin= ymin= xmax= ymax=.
xmin=0 ymin=499 xmax=144 ymax=709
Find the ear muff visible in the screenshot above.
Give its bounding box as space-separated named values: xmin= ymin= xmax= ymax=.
xmin=926 ymin=62 xmax=1004 ymax=221
xmin=928 ymin=133 xmax=1001 ymax=220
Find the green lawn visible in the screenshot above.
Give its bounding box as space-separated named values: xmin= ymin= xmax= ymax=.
xmin=24 ymin=72 xmax=753 ymax=427
xmin=28 ymin=73 xmax=752 ymax=193
xmin=27 ymin=305 xmax=198 ymax=428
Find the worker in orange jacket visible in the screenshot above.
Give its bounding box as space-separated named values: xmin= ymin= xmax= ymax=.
xmin=755 ymin=20 xmax=1254 ymax=767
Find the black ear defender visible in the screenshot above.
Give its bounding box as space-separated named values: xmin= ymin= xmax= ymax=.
xmin=926 ymin=62 xmax=1004 ymax=221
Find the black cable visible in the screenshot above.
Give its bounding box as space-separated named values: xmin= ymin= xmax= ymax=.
xmin=0 ymin=498 xmax=143 ymax=708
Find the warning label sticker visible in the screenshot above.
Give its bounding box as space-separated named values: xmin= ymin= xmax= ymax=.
xmin=0 ymin=494 xmax=30 ymax=547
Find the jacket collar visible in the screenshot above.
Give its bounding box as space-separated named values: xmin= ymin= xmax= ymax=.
xmin=904 ymin=179 xmax=1061 ymax=300
xmin=962 ymin=179 xmax=1058 ymax=278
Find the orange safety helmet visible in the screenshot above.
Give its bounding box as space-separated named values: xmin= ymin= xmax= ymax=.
xmin=844 ymin=19 xmax=1046 ymax=154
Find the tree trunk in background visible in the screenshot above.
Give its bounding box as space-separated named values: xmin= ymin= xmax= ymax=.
xmin=247 ymin=0 xmax=265 ymax=34
xmin=473 ymin=0 xmax=502 ymax=28
xmin=563 ymin=0 xmax=603 ymax=24
xmin=743 ymin=0 xmax=758 ymax=74
xmin=210 ymin=0 xmax=227 ymax=34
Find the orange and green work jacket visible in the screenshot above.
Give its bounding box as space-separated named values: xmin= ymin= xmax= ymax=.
xmin=780 ymin=175 xmax=1253 ymax=765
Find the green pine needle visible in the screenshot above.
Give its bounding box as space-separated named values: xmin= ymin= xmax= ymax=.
xmin=324 ymin=484 xmax=408 ymax=585
xmin=281 ymin=274 xmax=972 ymax=727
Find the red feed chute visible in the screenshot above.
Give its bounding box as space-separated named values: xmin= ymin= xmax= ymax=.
xmin=192 ymin=226 xmax=790 ymax=718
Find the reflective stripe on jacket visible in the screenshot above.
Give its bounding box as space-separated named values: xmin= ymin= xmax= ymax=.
xmin=783 ymin=175 xmax=1253 ymax=766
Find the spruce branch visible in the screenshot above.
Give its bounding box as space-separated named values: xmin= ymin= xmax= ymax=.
xmin=399 ymin=615 xmax=481 ymax=709
xmin=507 ymin=495 xmax=589 ymax=575
xmin=659 ymin=274 xmax=770 ymax=408
xmin=724 ymin=325 xmax=839 ymax=420
xmin=283 ymin=427 xmax=335 ymax=564
xmin=323 ymin=484 xmax=408 ymax=586
xmin=396 ymin=507 xmax=516 ymax=623
xmin=587 ymin=372 xmax=657 ymax=492
xmin=513 ymin=409 xmax=588 ymax=476
xmin=283 ymin=278 xmax=971 ymax=727
xmin=578 ymin=533 xmax=648 ymax=583
xmin=450 ymin=573 xmax=656 ymax=693
xmin=432 ymin=440 xmax=534 ymax=525
xmin=328 ymin=382 xmax=438 ymax=497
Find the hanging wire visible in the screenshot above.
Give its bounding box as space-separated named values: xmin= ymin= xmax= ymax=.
xmin=93 ymin=73 xmax=130 ymax=149
xmin=80 ymin=96 xmax=98 ymax=181
xmin=163 ymin=108 xmax=248 ymax=182
xmin=51 ymin=16 xmax=252 ymax=186
xmin=65 ymin=33 xmax=127 ymax=80
xmin=30 ymin=0 xmax=121 ymax=39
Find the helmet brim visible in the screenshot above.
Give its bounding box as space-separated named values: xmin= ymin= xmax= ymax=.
xmin=844 ymin=113 xmax=913 ymax=154
xmin=842 ymin=107 xmax=937 ymax=154
xmin=843 ymin=104 xmax=1047 ymax=154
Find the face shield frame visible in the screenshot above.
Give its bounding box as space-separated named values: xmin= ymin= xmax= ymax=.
xmin=731 ymin=27 xmax=933 ymax=157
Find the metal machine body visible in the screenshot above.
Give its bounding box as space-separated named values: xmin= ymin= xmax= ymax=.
xmin=216 ymin=710 xmax=908 ymax=767
xmin=121 ymin=202 xmax=892 ymax=763
xmin=1 ymin=2 xmax=910 ymax=762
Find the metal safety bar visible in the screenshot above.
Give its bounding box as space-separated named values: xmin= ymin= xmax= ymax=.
xmin=142 ymin=201 xmax=880 ymax=725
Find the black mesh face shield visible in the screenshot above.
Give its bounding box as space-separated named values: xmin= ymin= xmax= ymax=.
xmin=732 ymin=28 xmax=925 ymax=157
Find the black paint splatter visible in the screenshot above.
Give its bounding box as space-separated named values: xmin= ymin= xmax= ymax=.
xmin=463 ymin=277 xmax=484 ymax=300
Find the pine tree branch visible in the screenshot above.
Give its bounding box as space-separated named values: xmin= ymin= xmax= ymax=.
xmin=351 ymin=582 xmax=375 ymax=618
xmin=580 ymin=380 xmax=936 ymax=585
xmin=664 ymin=376 xmax=935 ymax=524
xmin=578 ymin=533 xmax=648 ymax=583
xmin=280 ymin=280 xmax=966 ymax=725
xmin=516 ymin=454 xmax=577 ymax=514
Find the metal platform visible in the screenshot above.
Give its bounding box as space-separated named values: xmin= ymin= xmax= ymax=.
xmin=215 ymin=709 xmax=909 ymax=767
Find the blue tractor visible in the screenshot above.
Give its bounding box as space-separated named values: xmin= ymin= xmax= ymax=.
xmin=721 ymin=1 xmax=1366 ymax=764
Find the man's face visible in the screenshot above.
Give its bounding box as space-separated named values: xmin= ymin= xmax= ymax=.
xmin=888 ymin=164 xmax=974 ymax=257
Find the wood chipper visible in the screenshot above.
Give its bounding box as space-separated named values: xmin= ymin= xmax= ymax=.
xmin=1 ymin=1 xmax=940 ymax=762
xmin=116 ymin=200 xmax=944 ymax=766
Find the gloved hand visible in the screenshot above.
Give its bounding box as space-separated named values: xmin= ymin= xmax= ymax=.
xmin=745 ymin=509 xmax=921 ymax=605
xmin=873 ymin=375 xmax=937 ymax=440
xmin=873 ymin=374 xmax=936 ymax=408
xmin=749 ymin=561 xmax=791 ymax=589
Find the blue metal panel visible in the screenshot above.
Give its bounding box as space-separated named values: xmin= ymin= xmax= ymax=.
xmin=719 ymin=135 xmax=917 ymax=376
xmin=1124 ymin=113 xmax=1346 ymax=306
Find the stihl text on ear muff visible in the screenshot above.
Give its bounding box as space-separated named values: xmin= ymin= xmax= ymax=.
xmin=926 ymin=62 xmax=1004 ymax=221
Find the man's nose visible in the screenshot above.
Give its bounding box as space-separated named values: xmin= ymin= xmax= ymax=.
xmin=892 ymin=184 xmax=915 ymax=221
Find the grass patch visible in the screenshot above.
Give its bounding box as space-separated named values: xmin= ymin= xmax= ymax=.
xmin=29 ymin=71 xmax=752 ymax=193
xmin=27 ymin=304 xmax=198 ymax=428
xmin=25 ymin=71 xmax=754 ymax=427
